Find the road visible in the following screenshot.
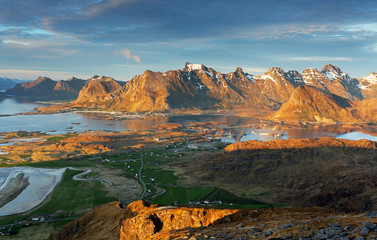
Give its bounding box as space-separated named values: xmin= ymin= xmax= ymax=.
xmin=68 ymin=168 xmax=113 ymax=186
xmin=138 ymin=153 xmax=147 ymax=199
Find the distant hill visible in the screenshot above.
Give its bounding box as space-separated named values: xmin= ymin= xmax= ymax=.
xmin=0 ymin=77 xmax=31 ymax=90
xmin=5 ymin=76 xmax=121 ymax=100
xmin=6 ymin=77 xmax=57 ymax=97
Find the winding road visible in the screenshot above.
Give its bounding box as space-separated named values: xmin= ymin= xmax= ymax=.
xmin=68 ymin=168 xmax=113 ymax=186
xmin=138 ymin=153 xmax=147 ymax=199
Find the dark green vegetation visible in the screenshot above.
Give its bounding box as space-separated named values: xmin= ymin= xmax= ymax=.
xmin=93 ymin=144 xmax=270 ymax=208
xmin=182 ymin=146 xmax=377 ymax=212
xmin=152 ymin=187 xmax=272 ymax=208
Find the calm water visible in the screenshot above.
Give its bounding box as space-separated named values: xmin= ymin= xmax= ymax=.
xmin=1 ymin=98 xmax=377 ymax=142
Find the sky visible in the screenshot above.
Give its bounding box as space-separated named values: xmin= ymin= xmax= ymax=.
xmin=1 ymin=0 xmax=377 ymax=81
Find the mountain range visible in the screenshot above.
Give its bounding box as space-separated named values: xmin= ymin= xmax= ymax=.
xmin=69 ymin=63 xmax=373 ymax=112
xmin=5 ymin=62 xmax=377 ymax=122
xmin=0 ymin=77 xmax=30 ymax=90
xmin=5 ymin=76 xmax=87 ymax=100
xmin=70 ymin=62 xmax=377 ymax=122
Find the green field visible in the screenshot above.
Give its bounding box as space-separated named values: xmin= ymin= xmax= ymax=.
xmin=0 ymin=145 xmax=279 ymax=238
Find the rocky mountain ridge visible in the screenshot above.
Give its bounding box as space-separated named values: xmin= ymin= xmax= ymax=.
xmin=24 ymin=62 xmax=377 ymax=122
xmin=69 ymin=63 xmax=373 ymax=113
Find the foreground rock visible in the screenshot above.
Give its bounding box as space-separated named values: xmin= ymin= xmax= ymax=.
xmin=54 ymin=200 xmax=377 ymax=240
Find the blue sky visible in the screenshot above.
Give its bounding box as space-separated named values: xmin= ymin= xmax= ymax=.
xmin=0 ymin=0 xmax=377 ymax=81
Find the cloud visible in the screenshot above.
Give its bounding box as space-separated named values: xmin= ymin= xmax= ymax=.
xmin=289 ymin=56 xmax=353 ymax=62
xmin=85 ymin=0 xmax=134 ymax=17
xmin=0 ymin=69 xmax=90 ymax=80
xmin=250 ymin=24 xmax=335 ymax=40
xmin=116 ymin=48 xmax=141 ymax=63
xmin=2 ymin=40 xmax=30 ymax=46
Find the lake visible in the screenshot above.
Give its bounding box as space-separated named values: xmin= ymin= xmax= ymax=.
xmin=1 ymin=98 xmax=377 ymax=142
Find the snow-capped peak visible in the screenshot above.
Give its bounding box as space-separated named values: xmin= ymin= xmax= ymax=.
xmin=286 ymin=70 xmax=304 ymax=83
xmin=183 ymin=62 xmax=205 ymax=71
xmin=359 ymin=72 xmax=377 ymax=85
xmin=321 ymin=64 xmax=351 ymax=82
xmin=322 ymin=71 xmax=337 ymax=81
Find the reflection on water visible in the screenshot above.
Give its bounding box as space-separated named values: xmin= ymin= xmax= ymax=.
xmin=219 ymin=128 xmax=377 ymax=143
xmin=240 ymin=129 xmax=288 ymax=142
xmin=336 ymin=132 xmax=377 ymax=141
xmin=1 ymin=98 xmax=377 ymax=143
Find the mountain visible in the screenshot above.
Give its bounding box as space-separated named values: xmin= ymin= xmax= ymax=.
xmin=6 ymin=77 xmax=57 ymax=97
xmin=6 ymin=76 xmax=88 ymax=100
xmin=356 ymin=97 xmax=377 ymax=122
xmin=52 ymin=77 xmax=88 ymax=99
xmin=358 ymin=72 xmax=377 ymax=99
xmin=253 ymin=67 xmax=303 ymax=103
xmin=68 ymin=63 xmax=371 ymax=114
xmin=0 ymin=77 xmax=17 ymax=90
xmin=74 ymin=76 xmax=122 ymax=109
xmin=75 ymin=63 xmax=315 ymax=112
xmin=72 ymin=63 xmax=279 ymax=112
xmin=300 ymin=64 xmax=363 ymax=100
xmin=274 ymin=85 xmax=356 ymax=122
xmin=32 ymin=63 xmax=377 ymax=123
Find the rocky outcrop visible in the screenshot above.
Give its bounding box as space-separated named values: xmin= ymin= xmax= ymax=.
xmin=55 ymin=200 xmax=377 ymax=240
xmin=120 ymin=201 xmax=237 ymax=240
xmin=274 ymin=85 xmax=356 ymax=122
xmin=53 ymin=202 xmax=131 ymax=240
